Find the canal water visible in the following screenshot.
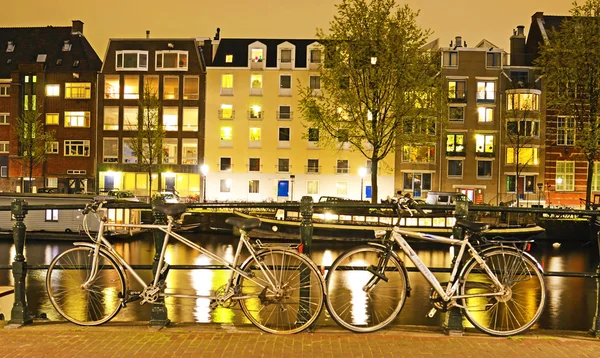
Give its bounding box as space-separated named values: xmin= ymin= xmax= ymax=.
xmin=0 ymin=233 xmax=598 ymax=332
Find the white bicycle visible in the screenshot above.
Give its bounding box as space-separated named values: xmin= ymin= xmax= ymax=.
xmin=46 ymin=199 xmax=325 ymax=334
xmin=325 ymin=197 xmax=546 ymax=336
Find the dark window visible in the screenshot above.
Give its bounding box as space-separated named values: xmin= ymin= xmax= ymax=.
xmin=308 ymin=128 xmax=319 ymax=142
xmin=220 ymin=157 xmax=232 ymax=171
xmin=448 ymin=160 xmax=463 ymax=176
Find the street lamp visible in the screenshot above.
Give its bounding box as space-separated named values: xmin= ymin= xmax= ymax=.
xmin=200 ymin=164 xmax=209 ymax=203
xmin=358 ymin=167 xmax=367 ymax=201
xmin=537 ymin=183 xmax=543 ymax=207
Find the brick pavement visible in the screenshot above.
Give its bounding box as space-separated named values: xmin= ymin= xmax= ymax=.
xmin=0 ymin=321 xmax=599 ymax=358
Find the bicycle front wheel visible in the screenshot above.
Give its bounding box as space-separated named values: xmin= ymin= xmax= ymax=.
xmin=46 ymin=246 xmax=126 ymax=326
xmin=325 ymin=245 xmax=408 ymax=333
xmin=460 ymin=247 xmax=546 ymax=336
xmin=237 ymin=249 xmax=325 ymax=334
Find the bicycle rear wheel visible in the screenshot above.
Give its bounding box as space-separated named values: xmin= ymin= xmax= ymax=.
xmin=460 ymin=247 xmax=546 ymax=336
xmin=237 ymin=249 xmax=324 ymax=334
xmin=46 ymin=246 xmax=125 ymax=325
xmin=325 ymin=245 xmax=408 ymax=333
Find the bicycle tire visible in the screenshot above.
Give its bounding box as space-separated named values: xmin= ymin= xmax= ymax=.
xmin=237 ymin=248 xmax=325 ymax=334
xmin=460 ymin=247 xmax=546 ymax=336
xmin=325 ymin=245 xmax=408 ymax=333
xmin=46 ymin=246 xmax=126 ymax=326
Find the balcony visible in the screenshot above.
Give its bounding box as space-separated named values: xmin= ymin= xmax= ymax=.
xmin=218 ymin=109 xmax=235 ymax=120
xmin=248 ymin=110 xmax=263 ymax=120
xmin=250 ymin=59 xmax=264 ymax=70
xmin=305 ymin=165 xmax=321 ymax=174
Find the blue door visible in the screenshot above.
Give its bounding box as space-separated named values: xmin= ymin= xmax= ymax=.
xmin=278 ymin=180 xmax=289 ymax=197
xmin=366 ymin=185 xmax=372 ymax=199
xmin=104 ymin=176 xmax=114 ymax=191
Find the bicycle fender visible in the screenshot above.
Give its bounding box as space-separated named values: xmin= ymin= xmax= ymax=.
xmin=459 ymin=244 xmax=545 ymax=281
xmin=366 ymin=242 xmax=413 ymax=297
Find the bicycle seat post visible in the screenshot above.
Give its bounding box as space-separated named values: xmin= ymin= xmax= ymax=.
xmin=150 ymin=196 xmax=170 ymax=327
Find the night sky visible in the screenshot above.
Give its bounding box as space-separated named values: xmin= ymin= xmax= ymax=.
xmin=5 ymin=0 xmax=573 ymax=57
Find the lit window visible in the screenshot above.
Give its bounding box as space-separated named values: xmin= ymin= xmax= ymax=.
xmin=251 ymin=48 xmax=264 ymax=62
xmin=225 ymin=54 xmax=233 ymax=63
xmin=448 ymin=80 xmax=466 ymax=100
xmin=249 ymin=105 xmax=262 ymax=119
xmin=336 ymin=181 xmax=348 ymax=195
xmin=122 ymin=139 xmax=137 ymax=163
xmin=307 ymin=180 xmax=319 ymax=194
xmin=163 ymin=76 xmax=179 ymax=99
xmin=506 ymin=147 xmax=539 ymax=165
xmin=475 ymin=134 xmax=494 ymax=154
xmin=46 ymin=113 xmax=59 ymax=125
xmin=64 ymin=111 xmax=90 ymax=128
xmin=65 ymin=83 xmax=91 ymax=99
xmin=556 ymin=161 xmax=575 ymax=191
xmin=221 ymin=127 xmax=233 ymax=141
xmin=250 ymin=74 xmax=263 ymax=95
xmin=103 ymin=138 xmax=119 ymax=163
xmin=163 ymin=107 xmax=178 ymax=131
xmin=182 ymin=108 xmax=198 ymax=131
xmin=507 ymin=92 xmax=540 ymax=111
xmin=220 ymin=104 xmax=233 ymax=119
xmin=476 ymin=81 xmax=495 ymax=102
xmin=123 ymin=76 xmax=139 ymax=99
xmin=220 ymin=179 xmax=232 ymax=193
xmin=249 ymin=127 xmax=261 ymax=141
xmin=103 ymin=107 xmax=119 ymax=130
xmin=183 ymin=76 xmax=199 ymax=100
xmin=163 ymin=138 xmax=178 ymax=164
xmin=478 ymin=107 xmax=493 ymax=122
xmin=249 ymin=180 xmax=260 ymax=194
xmin=446 ymin=134 xmax=465 ymax=155
xmin=45 ymin=209 xmax=59 ymax=222
xmin=402 ymin=145 xmax=435 ymax=163
xmin=123 ymin=107 xmax=139 ymax=130
xmin=104 ymin=75 xmax=120 ymax=99
xmin=221 ymin=74 xmax=233 ymax=96
xmin=182 ymin=139 xmax=198 ymax=165
xmin=156 ymin=51 xmax=188 ymax=70
xmin=46 ymin=84 xmax=60 ymax=97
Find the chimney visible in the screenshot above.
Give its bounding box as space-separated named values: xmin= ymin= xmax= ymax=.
xmin=455 ymin=36 xmax=462 ymax=48
xmin=71 ymin=20 xmax=83 ymax=35
xmin=146 ymin=30 xmax=150 ymax=39
xmin=510 ymin=25 xmax=526 ymax=66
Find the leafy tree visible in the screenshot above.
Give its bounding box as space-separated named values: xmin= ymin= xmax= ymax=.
xmin=298 ymin=0 xmax=443 ymax=203
xmin=536 ymin=0 xmax=600 ymax=208
xmin=126 ymin=83 xmax=165 ymax=200
xmin=504 ymin=88 xmax=541 ymax=207
xmin=14 ymin=105 xmax=55 ymax=193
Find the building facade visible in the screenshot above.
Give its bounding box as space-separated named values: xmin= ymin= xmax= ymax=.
xmin=97 ymin=36 xmax=208 ymax=199
xmin=0 ymin=21 xmax=101 ymax=193
xmin=205 ymin=34 xmax=394 ymax=202
xmin=433 ymin=35 xmax=545 ymax=205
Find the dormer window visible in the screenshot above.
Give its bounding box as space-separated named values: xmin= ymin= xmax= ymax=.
xmin=37 ymin=54 xmax=47 ymax=63
xmin=116 ymin=50 xmax=149 ymax=71
xmin=251 ymin=48 xmax=264 ymax=62
xmin=62 ymin=41 xmax=72 ymax=52
xmin=6 ymin=41 xmax=14 ymax=52
xmin=443 ymin=51 xmax=458 ymax=67
xmin=225 ymin=54 xmax=233 ymax=63
xmin=310 ymin=49 xmax=322 ymax=63
xmin=73 ymin=60 xmax=80 ymax=67
xmin=156 ymin=50 xmax=188 ymax=70
xmin=56 ymin=59 xmax=63 ymax=65
xmin=486 ymin=52 xmax=501 ymax=68
xmin=280 ymin=49 xmax=292 ymax=63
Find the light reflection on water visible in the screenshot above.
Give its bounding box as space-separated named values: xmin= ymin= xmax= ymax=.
xmin=0 ymin=234 xmax=597 ymax=331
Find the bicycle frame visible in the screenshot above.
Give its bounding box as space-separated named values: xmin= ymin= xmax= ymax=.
xmin=390 ymin=226 xmax=505 ymax=303
xmin=82 ymin=208 xmax=278 ymax=302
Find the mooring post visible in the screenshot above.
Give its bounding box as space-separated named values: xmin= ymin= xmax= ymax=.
xmin=443 ymin=198 xmax=468 ymax=336
xmin=298 ymin=196 xmax=314 ymax=327
xmin=150 ymin=196 xmax=170 ymax=327
xmin=300 ymin=196 xmax=314 ymax=257
xmin=8 ymin=199 xmax=32 ymax=327
xmin=590 ymin=230 xmax=600 ymax=337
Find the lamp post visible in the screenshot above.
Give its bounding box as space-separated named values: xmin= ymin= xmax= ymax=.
xmin=537 ymin=183 xmax=543 ymax=207
xmin=359 ymin=167 xmax=367 ymax=201
xmin=200 ymin=164 xmax=209 ymax=203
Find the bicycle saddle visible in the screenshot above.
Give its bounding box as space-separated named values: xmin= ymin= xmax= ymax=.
xmin=455 ymin=219 xmax=489 ymax=232
xmin=225 ymin=217 xmax=261 ymax=230
xmin=154 ymin=204 xmax=187 ymax=217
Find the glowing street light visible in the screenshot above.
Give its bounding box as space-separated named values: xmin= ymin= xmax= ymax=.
xmin=359 ymin=167 xmax=367 ymax=201
xmin=200 ymin=164 xmax=209 ymax=203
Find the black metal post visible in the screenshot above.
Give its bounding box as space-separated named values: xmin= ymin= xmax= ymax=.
xmin=443 ymin=199 xmax=467 ymax=336
xmin=299 ymin=196 xmax=313 ymax=327
xmin=590 ymin=230 xmax=600 ymax=337
xmin=150 ymin=196 xmax=170 ymax=327
xmin=8 ymin=199 xmax=32 ymax=327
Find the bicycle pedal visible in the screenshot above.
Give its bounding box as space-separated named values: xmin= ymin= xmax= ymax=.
xmin=426 ymin=307 xmax=438 ymax=318
xmin=209 ymin=299 xmax=218 ymax=310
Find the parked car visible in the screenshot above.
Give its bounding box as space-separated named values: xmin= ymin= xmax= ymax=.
xmin=154 ymin=191 xmax=180 ymax=204
xmin=95 ymin=190 xmax=140 ymax=202
xmin=36 ymin=187 xmax=59 ymax=194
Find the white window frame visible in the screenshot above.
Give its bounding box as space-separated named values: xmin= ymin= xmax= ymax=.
xmin=182 ymin=139 xmax=198 ymax=165
xmin=279 ymin=74 xmax=292 ymax=96
xmin=64 ymin=140 xmax=90 ymax=157
xmin=65 ymin=82 xmax=91 ymax=99
xmin=116 ymin=50 xmax=149 ymax=71
xmin=307 ymin=180 xmax=319 ymax=195
xmin=45 ymin=84 xmax=60 ymax=97
xmin=477 ymin=160 xmax=493 ymax=179
xmin=46 ymin=141 xmax=59 ymax=154
xmin=557 ymin=116 xmax=575 ymax=146
xmin=156 ymin=50 xmax=188 ymax=71
xmin=0 ymin=141 xmax=8 ymax=153
xmin=0 ymin=84 xmax=9 ymax=96
xmin=0 ymin=113 xmax=9 ymax=125
xmin=447 ymin=159 xmax=463 ymax=178
xmin=556 ymin=161 xmax=575 ymax=191
xmin=64 ymin=111 xmax=90 ymax=128
xmin=477 ymin=107 xmax=494 ymax=123
xmin=103 ymin=138 xmax=119 ymax=163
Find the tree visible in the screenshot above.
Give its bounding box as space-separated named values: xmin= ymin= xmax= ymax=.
xmin=537 ymin=0 xmax=600 ymax=209
xmin=14 ymin=106 xmax=55 ymax=193
xmin=126 ymin=83 xmax=165 ymax=200
xmin=298 ymin=0 xmax=443 ymax=203
xmin=504 ymin=88 xmax=541 ymax=207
